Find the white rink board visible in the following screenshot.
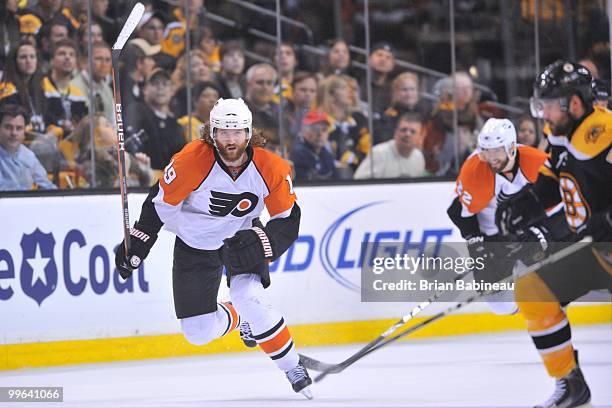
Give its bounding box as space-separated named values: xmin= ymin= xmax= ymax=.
xmin=0 ymin=181 xmax=527 ymax=344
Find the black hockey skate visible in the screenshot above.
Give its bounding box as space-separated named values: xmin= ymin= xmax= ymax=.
xmin=535 ymin=351 xmax=591 ymax=408
xmin=285 ymin=362 xmax=313 ymax=399
xmin=238 ymin=321 xmax=257 ymax=348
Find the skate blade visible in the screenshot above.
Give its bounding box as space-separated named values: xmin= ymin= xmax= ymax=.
xmin=299 ymin=386 xmax=313 ymax=400
xmin=575 ymin=402 xmax=592 ymax=408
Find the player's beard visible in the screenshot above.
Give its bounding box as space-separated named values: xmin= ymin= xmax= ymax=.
xmin=216 ymin=139 xmax=249 ymax=163
xmin=487 ymin=155 xmax=511 ymax=173
xmin=548 ymin=115 xmax=572 ymax=136
xmin=488 ymin=159 xmax=508 ymax=173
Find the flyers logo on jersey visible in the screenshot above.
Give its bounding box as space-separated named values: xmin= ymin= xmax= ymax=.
xmin=209 ymin=191 xmax=259 ymax=217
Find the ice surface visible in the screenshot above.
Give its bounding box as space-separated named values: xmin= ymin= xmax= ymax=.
xmin=1 ymin=325 xmax=610 ymax=407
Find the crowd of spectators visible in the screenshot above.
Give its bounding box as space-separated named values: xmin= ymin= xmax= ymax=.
xmin=0 ymin=0 xmax=609 ymax=191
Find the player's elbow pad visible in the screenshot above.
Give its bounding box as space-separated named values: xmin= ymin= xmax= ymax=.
xmin=447 ymin=197 xmax=480 ymax=239
xmin=138 ymin=183 xmax=165 ymax=234
xmin=266 ymin=203 xmax=301 ymax=260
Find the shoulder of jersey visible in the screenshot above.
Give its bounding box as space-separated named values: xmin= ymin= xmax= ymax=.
xmin=571 ymin=107 xmax=612 ymax=159
xmin=177 ymin=116 xmax=189 ymax=126
xmin=459 ymin=152 xmax=491 ymax=179
xmin=517 ymin=145 xmax=548 ymax=183
xmin=41 ymin=77 xmax=56 ymax=94
xmin=172 ymin=140 xmax=216 ymax=180
xmin=457 ymin=153 xmax=495 ymax=213
xmin=158 ymin=141 xmax=215 ymax=205
xmin=0 ymin=82 xmax=17 ymax=99
xmin=252 ymin=147 xmax=291 ymax=188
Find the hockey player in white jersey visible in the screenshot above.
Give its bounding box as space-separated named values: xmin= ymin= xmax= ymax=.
xmin=447 ymin=118 xmax=569 ymax=314
xmin=114 ymin=98 xmax=313 ymax=399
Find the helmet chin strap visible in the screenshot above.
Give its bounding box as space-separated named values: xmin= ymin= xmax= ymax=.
xmin=501 ymin=156 xmax=515 ymax=173
xmin=498 ymin=145 xmax=516 ymax=173
xmin=211 ymin=128 xmax=219 ymax=150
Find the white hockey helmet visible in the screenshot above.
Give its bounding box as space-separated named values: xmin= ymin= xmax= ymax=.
xmin=209 ymin=98 xmax=253 ymax=141
xmin=477 ymin=118 xmax=517 ymax=160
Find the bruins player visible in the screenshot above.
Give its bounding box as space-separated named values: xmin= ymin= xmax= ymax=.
xmin=448 ymin=118 xmax=566 ymax=315
xmin=114 ymin=98 xmax=313 ymax=398
xmin=497 ymin=60 xmax=611 ymax=408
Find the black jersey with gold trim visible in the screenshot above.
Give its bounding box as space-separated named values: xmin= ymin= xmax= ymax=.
xmin=537 ymin=106 xmax=612 ymax=234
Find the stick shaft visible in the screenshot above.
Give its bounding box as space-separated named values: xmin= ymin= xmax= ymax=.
xmin=109 ymin=2 xmax=145 ymax=254
xmin=111 ymin=50 xmax=131 ymax=253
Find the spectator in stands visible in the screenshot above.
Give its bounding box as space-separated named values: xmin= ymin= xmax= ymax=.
xmin=120 ymin=38 xmax=159 ymax=109
xmin=125 ymin=68 xmax=185 ymax=171
xmin=374 ymin=72 xmax=431 ymax=144
xmin=37 ymin=18 xmax=70 ymax=73
xmin=0 ymin=0 xmax=21 ymax=73
xmin=130 ymin=10 xmax=175 ymax=71
xmin=1 ymin=41 xmax=47 ymax=134
xmin=65 ymin=0 xmax=88 ymax=26
xmin=360 ymin=42 xmax=395 ymax=119
xmin=216 ymin=40 xmax=246 ymax=99
xmin=516 ymin=115 xmax=538 ymax=147
xmin=161 ymin=0 xmax=204 ymax=60
xmin=354 ymin=112 xmax=426 ymax=179
xmin=318 ymin=75 xmax=371 ymax=178
xmin=320 ymin=39 xmax=351 ymax=77
xmin=75 ymin=21 xmax=104 ymax=59
xmin=92 ymin=0 xmax=117 ymax=45
xmin=285 ymin=72 xmax=318 ymax=146
xmin=18 ymin=0 xmax=77 ymax=40
xmin=244 ymin=63 xmax=281 ymax=152
xmin=71 ymin=41 xmax=114 ymax=123
xmin=42 ymin=39 xmax=88 ymax=141
xmin=170 ymin=50 xmax=214 ymax=117
xmin=422 ymin=73 xmax=482 ymax=176
xmin=290 ymin=111 xmax=336 ymax=182
xmin=452 ymin=71 xmax=478 ymax=114
xmin=74 ymin=113 xmax=154 ymax=187
xmin=0 ymin=104 xmax=56 ymax=190
xmin=344 ymin=74 xmax=369 ymax=119
xmin=272 ymin=42 xmax=298 ymax=102
xmin=193 ymin=26 xmax=221 ymax=73
xmin=178 ymin=81 xmax=220 ymax=142
xmin=137 ymin=10 xmax=165 ymax=49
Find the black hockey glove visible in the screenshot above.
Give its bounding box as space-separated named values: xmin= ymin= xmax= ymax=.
xmin=221 ymin=226 xmax=276 ymax=273
xmin=467 ymin=235 xmax=520 ymax=283
xmin=512 ymin=226 xmax=550 ymax=266
xmin=495 ymin=187 xmax=546 ymax=236
xmin=466 ymin=235 xmax=492 ymax=260
xmin=579 ymin=208 xmax=612 ymax=242
xmin=115 ymin=224 xmax=158 ymax=279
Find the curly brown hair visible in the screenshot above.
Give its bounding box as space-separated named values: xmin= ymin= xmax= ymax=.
xmin=200 ymin=122 xmax=267 ymax=147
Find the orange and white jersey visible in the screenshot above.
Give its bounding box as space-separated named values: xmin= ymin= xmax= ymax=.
xmin=454 ymin=145 xmax=549 ymax=236
xmin=152 ymin=141 xmax=296 ymax=250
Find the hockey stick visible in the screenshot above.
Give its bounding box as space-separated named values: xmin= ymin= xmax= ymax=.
xmin=111 ymin=2 xmax=145 ymax=256
xmin=299 ymin=272 xmax=467 ymax=374
xmin=302 ymin=237 xmax=592 ymax=381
